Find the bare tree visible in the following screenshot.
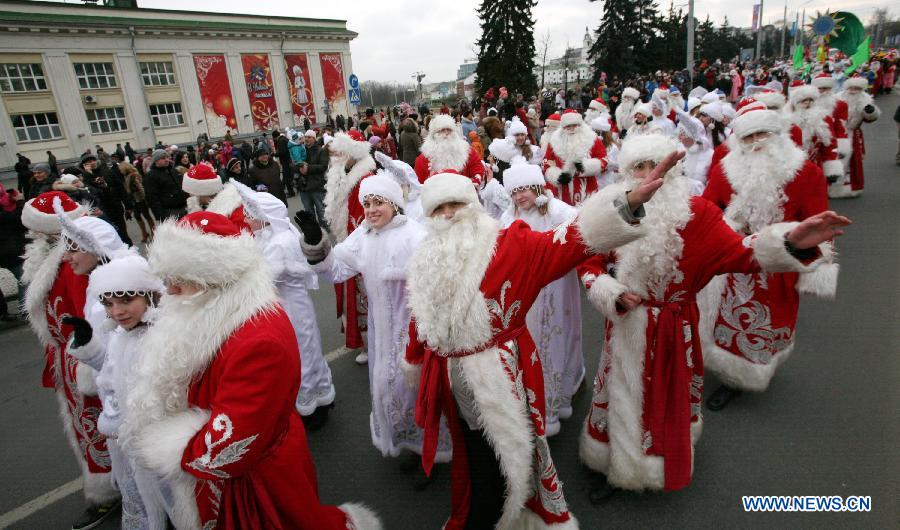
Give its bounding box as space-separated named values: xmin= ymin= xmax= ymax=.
xmin=538 ymin=29 xmax=552 ymax=92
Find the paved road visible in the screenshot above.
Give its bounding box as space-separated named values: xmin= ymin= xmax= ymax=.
xmin=1 ymin=92 xmax=897 ymax=529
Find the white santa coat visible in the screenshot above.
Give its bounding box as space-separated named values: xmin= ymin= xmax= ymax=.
xmin=598 ymin=143 xmax=620 ymax=190
xmin=499 ymin=197 xmax=584 ymax=436
xmin=682 ymin=141 xmax=713 ymax=195
xmin=315 ymin=215 xmax=452 ymax=461
xmin=480 ymin=177 xmax=512 ymax=220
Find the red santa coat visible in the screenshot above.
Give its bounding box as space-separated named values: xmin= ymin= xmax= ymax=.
xmin=823 ymin=97 xmax=851 ymax=158
xmin=22 ymin=240 xmax=115 ymax=503
xmin=700 ymin=145 xmax=833 ymax=391
xmin=577 ymin=180 xmax=828 ymax=492
xmin=839 ymin=91 xmax=882 ymax=192
xmin=788 ymin=117 xmax=842 ymax=179
xmin=414 ymin=147 xmax=485 ymax=186
xmin=186 ymin=183 xmax=249 ymax=231
xmin=543 ymin=131 xmax=609 ymax=206
xmin=323 ymin=158 xmax=375 ymax=350
xmin=405 ymin=184 xmax=645 ymax=529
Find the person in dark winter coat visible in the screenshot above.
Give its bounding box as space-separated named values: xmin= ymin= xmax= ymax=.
xmin=298 ymin=131 xmax=329 ymax=228
xmin=80 ymin=153 xmax=133 ymax=245
xmin=248 ymin=144 xmax=286 ymax=204
xmin=14 ymin=153 xmax=31 ymax=196
xmin=398 ymin=118 xmax=422 ymax=166
xmin=25 ymin=163 xmax=56 ymax=200
xmin=0 ymin=182 xmax=25 ymax=320
xmin=144 ymin=149 xmax=187 ymax=220
xmin=223 ymin=157 xmax=255 ymax=187
xmin=274 ymin=130 xmax=295 ymax=197
xmin=46 ymin=151 xmax=58 ymax=175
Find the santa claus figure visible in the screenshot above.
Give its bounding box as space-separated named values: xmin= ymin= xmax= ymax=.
xmin=414 ymin=114 xmax=484 ymax=186
xmin=543 ymin=109 xmax=609 ymax=206
xmin=707 ymin=87 xmax=787 ymax=172
xmin=183 ymin=162 xmax=248 ymax=230
xmin=20 ymin=192 xmax=119 ymax=529
xmin=121 ymin=211 xmax=381 ymax=530
xmin=786 ymin=83 xmax=843 ymax=184
xmin=699 ymin=99 xmax=835 ymax=411
xmin=836 ymin=76 xmax=882 ymax=197
xmin=811 ymin=73 xmax=854 ymax=197
xmin=626 ymin=103 xmax=655 ymax=138
xmin=403 ymin=165 xmax=672 ymax=529
xmin=539 ymin=112 xmax=561 ymax=154
xmin=577 ymin=133 xmax=849 ymax=498
xmin=584 ymin=97 xmax=609 ymax=126
xmin=615 ymin=87 xmax=641 ymax=134
xmin=323 ymin=130 xmax=375 ymax=360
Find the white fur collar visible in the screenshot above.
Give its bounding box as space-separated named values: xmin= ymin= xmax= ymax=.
xmin=420 ymin=134 xmax=470 ymax=173
xmin=206 ymin=182 xmax=243 ymax=217
xmin=323 ymin=157 xmax=376 ymax=241
xmin=407 ymin=206 xmax=499 ymax=354
xmin=23 ymin=237 xmax=66 ymax=347
xmin=839 ymin=90 xmax=874 ymax=130
xmin=616 ymin=100 xmax=636 ymax=131
xmin=721 ymin=139 xmax=804 ymax=233
xmin=549 ymin=124 xmax=596 ymax=166
xmin=788 ymin=107 xmax=832 ymax=149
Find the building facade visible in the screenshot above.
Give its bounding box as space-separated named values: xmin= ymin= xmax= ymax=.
xmin=0 ymin=0 xmax=357 ymax=168
xmin=533 ymin=28 xmax=594 ymax=90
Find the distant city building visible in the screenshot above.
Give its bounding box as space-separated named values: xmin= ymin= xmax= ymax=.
xmin=534 ymin=28 xmax=594 ymax=89
xmin=457 ymin=61 xmax=477 ymax=81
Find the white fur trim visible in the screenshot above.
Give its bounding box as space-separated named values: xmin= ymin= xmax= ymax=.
xmin=811 ymin=76 xmax=835 ymax=89
xmin=789 ymin=84 xmax=818 ymax=105
xmin=459 ymin=347 xmax=534 ymax=529
xmin=835 ymin=137 xmax=852 ymax=158
xmin=585 ymin=274 xmax=627 ymax=320
xmin=22 ymin=200 xmax=85 ymax=234
xmin=53 ymin=391 xmax=118 ymax=504
xmin=512 ymin=509 xmax=579 ymax=529
xmin=617 ymin=134 xmax=678 ymax=172
xmin=503 ymin=163 xmax=545 ymax=192
xmin=23 ymin=239 xmax=65 ymax=348
xmin=185 ymin=195 xmax=201 ymax=214
xmin=823 ymin=159 xmax=843 ymax=178
xmin=182 ymin=174 xmax=223 ymax=197
xmin=576 ymin=183 xmax=646 ymax=254
xmin=133 ymin=407 xmax=210 ymax=478
xmin=703 ymin=342 xmax=794 ymax=392
xmin=420 ymin=172 xmax=479 ymax=218
xmin=579 ymin=422 xmax=611 ymax=473
xmin=828 ymin=182 xmax=856 ymax=199
xmin=753 ymin=90 xmax=785 ymax=109
xmin=560 ymin=112 xmax=582 ymax=128
xmin=842 ymin=77 xmax=868 ymax=90
xmin=797 ymin=262 xmax=839 ymax=299
xmin=580 ymin=157 xmax=603 ymax=177
xmin=731 ymin=108 xmax=782 ymax=138
xmin=340 ymin=503 xmax=383 ymax=530
xmin=323 ymin=157 xmax=376 ymax=241
xmin=750 ymin=222 xmax=821 ymax=273
xmin=75 ymin=361 xmax=98 ymax=396
xmin=300 ymin=236 xmax=330 ymax=263
xmin=400 ymin=355 xmax=421 ymax=390
xmin=427 ymin=114 xmax=456 ymax=135
xmin=545 ymin=166 xmax=563 ymax=186
xmin=330 ymin=132 xmax=371 ymax=160
xmin=205 ymin=183 xmax=243 ymax=218
xmin=622 ymin=87 xmax=640 ymax=100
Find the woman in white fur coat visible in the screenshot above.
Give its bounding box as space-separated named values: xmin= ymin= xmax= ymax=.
xmin=231 ymin=180 xmax=335 ymax=429
xmin=499 ymin=162 xmax=583 ymax=437
xmin=302 ymin=174 xmax=451 ymax=464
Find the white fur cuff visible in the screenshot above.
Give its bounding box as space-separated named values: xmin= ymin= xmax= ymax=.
xmin=69 ymin=332 xmax=105 ymax=371
xmin=823 ymin=159 xmax=843 ymax=178
xmin=134 ymin=408 xmax=211 ymax=478
xmin=301 ymin=237 xmax=331 ymax=263
xmin=75 ymin=362 xmax=98 ymax=396
xmin=586 ymin=274 xmax=627 ymax=319
xmin=577 ymin=183 xmax=645 ymax=253
xmin=580 ymin=157 xmax=604 ymax=177
xmin=797 ymin=262 xmax=839 ymax=299
xmin=750 ymin=222 xmax=821 ymax=273
xmin=339 ymin=503 xmax=383 ymax=530
xmin=545 ymin=165 xmax=562 ymax=185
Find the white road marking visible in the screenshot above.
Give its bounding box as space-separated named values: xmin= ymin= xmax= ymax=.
xmin=0 ymin=478 xmax=81 ymax=528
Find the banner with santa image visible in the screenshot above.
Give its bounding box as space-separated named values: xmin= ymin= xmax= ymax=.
xmin=192 ymin=55 xmax=238 ymax=137
xmin=319 ymin=53 xmax=350 ymax=119
xmin=241 ymin=54 xmax=280 ymax=132
xmin=284 ymin=54 xmax=317 ymax=124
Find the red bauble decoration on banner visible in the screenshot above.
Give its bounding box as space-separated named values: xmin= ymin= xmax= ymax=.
xmin=214 ymin=94 xmax=234 ymax=117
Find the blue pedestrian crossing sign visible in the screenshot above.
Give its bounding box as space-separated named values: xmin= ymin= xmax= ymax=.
xmin=348 ymin=74 xmax=359 ymax=88
xmin=349 ymin=87 xmax=361 ymax=105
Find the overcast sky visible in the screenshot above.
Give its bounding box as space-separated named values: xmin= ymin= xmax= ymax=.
xmin=64 ymin=0 xmax=895 ymax=83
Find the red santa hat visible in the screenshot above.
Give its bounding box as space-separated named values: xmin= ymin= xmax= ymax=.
xmin=843 ymin=76 xmax=869 ymax=90
xmin=420 ymin=172 xmax=479 ymax=217
xmin=22 ymin=191 xmax=85 ymax=234
xmin=621 ymin=87 xmax=640 ymax=100
xmin=358 ymin=173 xmax=404 ymax=210
xmin=559 ymin=109 xmax=583 ymax=128
xmin=427 ymin=114 xmax=458 ymax=137
xmin=88 ymin=249 xmax=164 ymax=301
xmin=731 ymin=98 xmax=782 ymax=138
xmin=545 ymin=113 xmax=561 ymax=127
xmin=811 ymin=72 xmax=835 ymax=89
xmin=329 ymin=130 xmax=371 ymax=160
xmin=181 ymin=162 xmax=223 ymax=197
xmin=618 ymin=133 xmax=679 ymax=174
xmin=751 ymin=88 xmax=785 ymax=110
xmin=502 ymin=160 xmax=545 ymax=193
xmin=789 ymin=83 xmax=819 ymax=105
xmin=149 ymin=211 xmax=260 ymax=288
xmin=588 ymin=98 xmax=608 ymax=112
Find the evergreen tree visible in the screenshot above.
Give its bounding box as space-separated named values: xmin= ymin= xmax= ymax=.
xmin=474 ymin=0 xmax=538 ymax=96
xmin=696 ymin=15 xmax=718 ymax=61
xmin=588 ymin=0 xmax=643 ymax=80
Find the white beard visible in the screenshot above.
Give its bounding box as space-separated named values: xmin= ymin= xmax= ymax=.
xmin=616 ymin=100 xmax=636 ymax=130
xmin=615 ymin=173 xmax=693 ymax=300
xmin=549 ymin=124 xmax=596 ymax=164
xmin=323 ymin=156 xmax=376 ymax=241
xmin=420 ymin=134 xmax=470 ymax=173
xmin=721 ymin=137 xmax=805 ymax=233
xmin=816 ymin=92 xmax=837 ymax=115
xmin=406 ymin=205 xmax=499 ymax=353
xmin=839 ymin=90 xmax=874 ymax=130
xmin=787 ymin=105 xmax=831 ymax=149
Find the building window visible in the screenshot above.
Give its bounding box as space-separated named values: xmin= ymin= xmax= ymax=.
xmin=86 ymin=107 xmax=127 ymax=134
xmin=140 ymin=62 xmax=176 ymax=86
xmin=0 ymin=63 xmax=48 ymax=93
xmin=74 ymin=62 xmax=117 ymax=89
xmin=11 ymin=112 xmax=63 ymax=142
xmin=149 ymin=103 xmax=185 ymax=128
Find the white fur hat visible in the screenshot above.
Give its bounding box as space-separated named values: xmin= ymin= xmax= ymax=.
xmin=811 ymin=73 xmax=835 ymax=89
xmin=22 ymin=191 xmax=84 ymax=234
xmin=789 ymin=84 xmax=819 ymax=105
xmin=699 ymin=102 xmax=724 ymax=122
xmin=358 ymin=173 xmax=404 ymax=209
xmin=590 ymin=116 xmax=611 ymax=133
xmin=752 ymin=88 xmax=786 ymax=109
xmin=721 ymin=103 xmax=737 ymax=120
xmin=149 ymin=211 xmax=260 ymax=288
xmin=329 ymin=131 xmax=370 ymax=160
xmin=88 ymin=249 xmax=163 ymax=299
xmin=622 ymin=87 xmax=640 ymax=100
xmin=701 ymin=92 xmax=719 ymax=104
xmin=688 ymin=86 xmax=708 ymax=100
xmin=686 ymin=97 xmax=702 ymax=112
xmin=559 ymin=109 xmax=583 ymax=127
xmin=182 ymin=162 xmax=223 ymax=197
xmin=588 ymin=98 xmax=608 ymax=112
xmin=503 ymin=161 xmax=545 ymax=193
xmin=507 ymin=118 xmax=528 ymax=137
xmin=618 ymin=133 xmax=679 ymax=172
xmin=634 ymin=103 xmax=652 ymax=117
xmin=54 ymin=198 xmax=124 ymax=259
xmin=488 ymin=137 xmax=520 ymax=164
xmin=420 ymin=172 xmax=479 ymax=217
xmin=843 ymin=76 xmax=868 ymax=90
xmin=428 ymin=114 xmax=457 ymax=136
xmin=731 ymin=99 xmax=782 ymax=138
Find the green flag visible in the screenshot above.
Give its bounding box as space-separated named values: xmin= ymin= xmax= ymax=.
xmin=846 ymin=37 xmax=870 ymax=75
xmin=792 ymin=44 xmax=804 ymax=72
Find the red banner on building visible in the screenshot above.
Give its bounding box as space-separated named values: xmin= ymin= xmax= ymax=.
xmin=284 ymin=53 xmax=317 ymax=124
xmin=241 ymin=54 xmax=279 ymax=132
xmin=319 ymin=53 xmax=350 ymax=119
xmin=192 ymin=54 xmax=237 ymax=137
